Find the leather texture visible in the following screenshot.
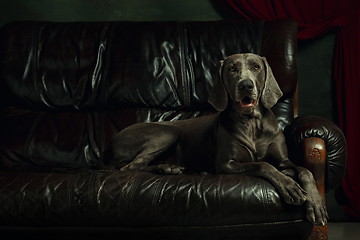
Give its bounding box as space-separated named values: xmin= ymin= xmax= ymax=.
xmin=0 ymin=19 xmax=345 ymax=239
xmin=0 ymin=170 xmax=306 ymax=227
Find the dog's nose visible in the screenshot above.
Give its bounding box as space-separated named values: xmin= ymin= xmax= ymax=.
xmin=239 ymin=80 xmax=254 ymax=91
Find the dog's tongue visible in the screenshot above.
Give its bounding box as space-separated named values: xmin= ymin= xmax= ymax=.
xmin=240 ymin=97 xmax=255 ymax=107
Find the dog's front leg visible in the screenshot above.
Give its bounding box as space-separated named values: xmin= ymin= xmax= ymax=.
xmin=219 ymin=160 xmax=307 ymax=205
xmin=269 ymin=137 xmax=328 ymax=226
xmin=279 ymin=160 xmax=328 ymax=226
xmin=298 ymin=167 xmax=328 ymax=226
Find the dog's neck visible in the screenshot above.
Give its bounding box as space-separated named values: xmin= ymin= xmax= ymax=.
xmin=220 ymin=103 xmax=263 ymax=153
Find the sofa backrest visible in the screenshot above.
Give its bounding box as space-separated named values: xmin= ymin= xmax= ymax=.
xmin=0 ymin=19 xmax=298 ymax=170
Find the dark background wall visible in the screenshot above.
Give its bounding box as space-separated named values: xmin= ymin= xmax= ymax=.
xmin=0 ymin=0 xmax=343 ymax=220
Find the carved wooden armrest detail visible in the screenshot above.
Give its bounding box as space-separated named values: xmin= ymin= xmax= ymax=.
xmin=303 ymin=137 xmax=328 ymax=240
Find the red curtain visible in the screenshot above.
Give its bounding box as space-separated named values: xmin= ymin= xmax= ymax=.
xmin=216 ymin=0 xmax=360 ymax=220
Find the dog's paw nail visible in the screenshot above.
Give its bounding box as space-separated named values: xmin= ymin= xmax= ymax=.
xmin=163 ymin=169 xmax=171 ymax=174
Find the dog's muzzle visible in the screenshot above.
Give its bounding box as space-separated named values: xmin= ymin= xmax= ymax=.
xmin=236 ymin=80 xmax=258 ymax=114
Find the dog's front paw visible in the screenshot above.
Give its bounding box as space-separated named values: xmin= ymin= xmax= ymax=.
xmin=274 ymin=176 xmax=307 ymax=205
xmin=156 ymin=164 xmax=185 ymax=175
xmin=305 ymin=190 xmax=328 ymax=226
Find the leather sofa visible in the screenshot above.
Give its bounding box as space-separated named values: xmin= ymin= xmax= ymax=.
xmin=0 ymin=19 xmax=346 ymax=240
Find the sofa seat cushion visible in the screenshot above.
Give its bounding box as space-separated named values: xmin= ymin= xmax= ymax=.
xmin=0 ymin=170 xmax=306 ymax=227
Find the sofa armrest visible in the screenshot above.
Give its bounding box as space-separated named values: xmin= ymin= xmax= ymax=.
xmin=284 ymin=116 xmax=346 ymax=240
xmin=284 ymin=116 xmax=347 ymax=192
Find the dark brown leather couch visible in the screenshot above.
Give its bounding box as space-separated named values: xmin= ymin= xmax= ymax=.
xmin=0 ymin=19 xmax=346 ymax=240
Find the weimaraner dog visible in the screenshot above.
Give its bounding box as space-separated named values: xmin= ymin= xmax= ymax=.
xmin=102 ymin=53 xmax=328 ymax=226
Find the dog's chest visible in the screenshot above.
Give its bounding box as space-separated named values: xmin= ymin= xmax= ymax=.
xmin=254 ymin=138 xmax=271 ymax=161
xmin=231 ymin=118 xmax=277 ymax=162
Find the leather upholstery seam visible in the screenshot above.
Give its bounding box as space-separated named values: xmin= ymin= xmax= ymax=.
xmin=262 ymin=182 xmax=271 ymax=221
xmin=24 ymin=22 xmax=42 ymax=159
xmin=99 ymin=22 xmax=117 ymax=154
xmin=179 ymin=22 xmax=191 ymax=108
xmin=32 ymin=22 xmax=40 ymax=99
xmin=124 ymin=173 xmax=149 ymax=221
xmin=150 ymin=175 xmax=169 ymax=223
xmin=99 ymin=22 xmax=117 ymax=108
xmin=185 ymin=26 xmax=195 ymax=110
xmin=88 ymin=170 xmax=100 ymax=220
xmin=183 ymin=23 xmax=192 ymax=108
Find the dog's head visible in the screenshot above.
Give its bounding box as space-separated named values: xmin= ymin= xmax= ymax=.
xmin=208 ymin=53 xmax=283 ymax=115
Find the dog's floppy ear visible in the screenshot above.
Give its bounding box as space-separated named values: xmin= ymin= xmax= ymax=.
xmin=260 ymin=56 xmax=283 ymax=109
xmin=208 ymin=60 xmax=228 ymax=112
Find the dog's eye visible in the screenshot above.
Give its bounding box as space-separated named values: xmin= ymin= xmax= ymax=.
xmin=254 ymin=65 xmax=260 ymax=70
xmin=229 ymin=66 xmax=236 ymax=72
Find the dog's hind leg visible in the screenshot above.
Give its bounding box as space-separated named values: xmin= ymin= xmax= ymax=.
xmin=104 ymin=123 xmax=184 ymax=175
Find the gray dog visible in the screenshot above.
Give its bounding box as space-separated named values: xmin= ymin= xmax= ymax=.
xmin=102 ymin=53 xmax=328 ymax=226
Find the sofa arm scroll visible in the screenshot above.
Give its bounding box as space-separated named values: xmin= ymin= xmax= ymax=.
xmin=284 ymin=116 xmax=347 ymax=192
